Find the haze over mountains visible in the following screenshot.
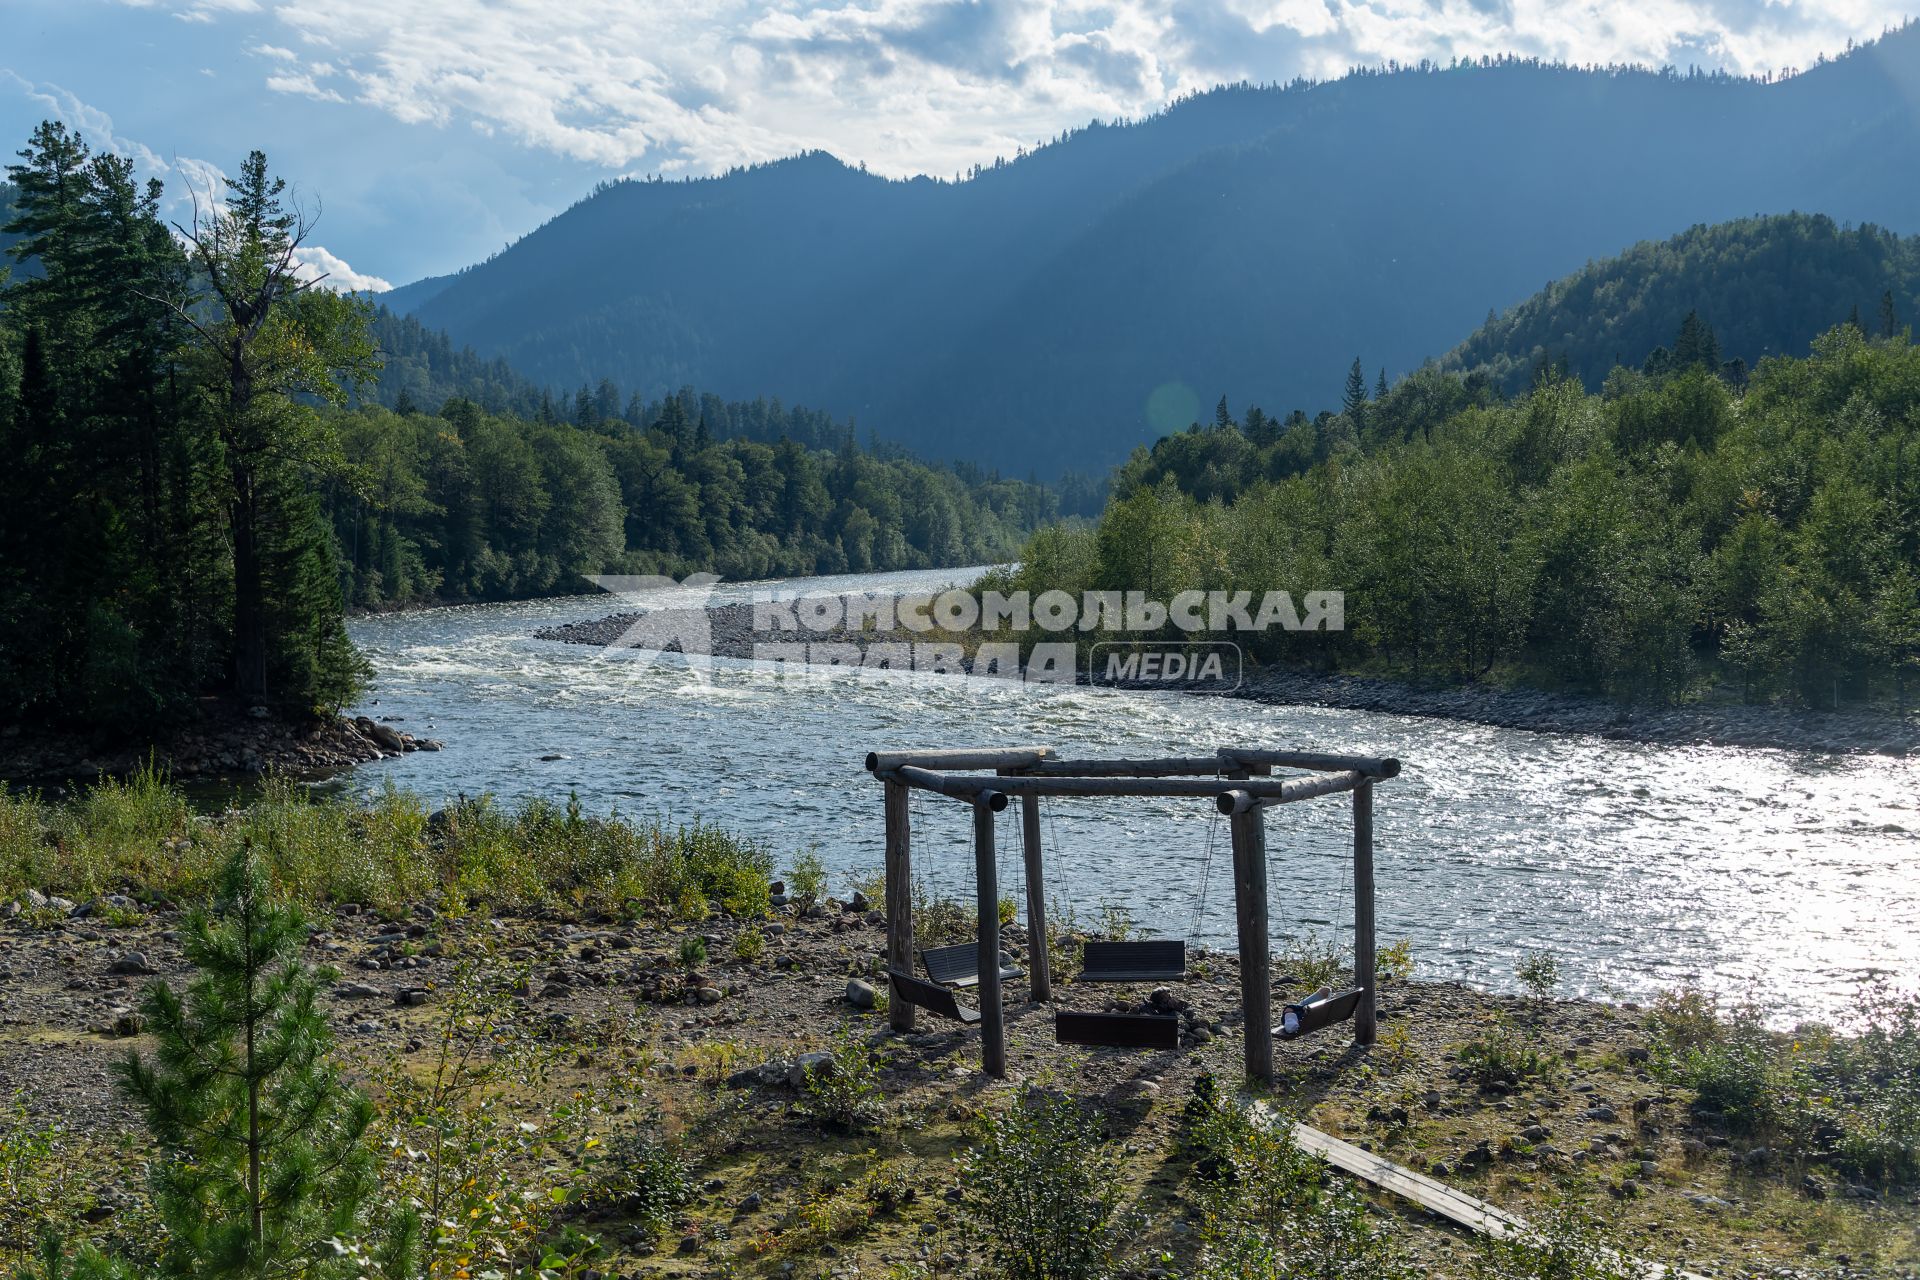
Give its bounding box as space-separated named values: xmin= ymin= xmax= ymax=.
xmin=373 ymin=24 xmax=1920 ymax=473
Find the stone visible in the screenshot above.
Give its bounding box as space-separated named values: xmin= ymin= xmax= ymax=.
xmin=845 ymin=979 xmax=877 ymax=1009
xmin=393 ymin=987 xmax=429 ymax=1007
xmin=789 ymin=1051 xmax=836 ymax=1089
xmin=336 ymin=982 xmax=383 ymax=999
xmin=696 ymin=987 xmax=723 ymax=1004
xmin=108 ymin=952 xmax=157 ymax=976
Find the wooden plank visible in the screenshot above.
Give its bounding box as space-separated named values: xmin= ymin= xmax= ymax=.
xmin=1289 ymin=1121 xmax=1524 ymax=1239
xmin=884 ymin=778 xmax=914 ymax=1033
xmin=1282 ymin=1119 xmax=1706 ymax=1280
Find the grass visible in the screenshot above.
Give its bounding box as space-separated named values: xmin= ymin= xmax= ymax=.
xmin=0 ymin=766 xmax=776 ymax=918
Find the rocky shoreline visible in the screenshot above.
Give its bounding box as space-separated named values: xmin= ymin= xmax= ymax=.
xmin=0 ymin=706 xmax=444 ymax=788
xmin=3 ymin=880 xmax=1911 ymax=1277
xmin=534 ymin=603 xmax=1920 ymax=757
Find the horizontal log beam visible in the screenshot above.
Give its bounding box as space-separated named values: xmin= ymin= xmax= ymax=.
xmin=1217 ymin=771 xmax=1369 ymax=814
xmin=1220 ymin=750 xmax=1400 ymax=779
xmin=1026 ymin=756 xmax=1264 ymax=778
xmin=866 ymin=747 xmax=1052 ymax=773
xmin=891 ymin=769 xmax=1334 ymax=802
xmin=891 ymin=765 xmax=1011 ymax=809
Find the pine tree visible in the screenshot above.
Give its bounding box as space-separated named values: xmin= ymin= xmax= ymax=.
xmin=1374 ymin=368 xmax=1389 ymax=401
xmin=1342 ymin=357 xmax=1369 ymax=418
xmin=1880 ymin=289 xmax=1899 ymax=339
xmin=120 ymin=847 xmax=405 ymax=1280
xmin=1673 ymin=310 xmax=1721 ymax=371
xmin=1214 ymin=395 xmax=1233 ymax=429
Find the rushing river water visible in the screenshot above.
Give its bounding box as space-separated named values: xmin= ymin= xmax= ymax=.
xmin=343 ymin=567 xmax=1919 ymax=1023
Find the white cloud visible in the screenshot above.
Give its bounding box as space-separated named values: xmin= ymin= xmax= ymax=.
xmin=0 ymin=70 xmax=230 ymax=215
xmin=290 ymin=244 xmax=392 ymax=292
xmin=54 ymin=1 xmax=1920 ymax=179
xmin=266 ymin=71 xmax=346 ymax=101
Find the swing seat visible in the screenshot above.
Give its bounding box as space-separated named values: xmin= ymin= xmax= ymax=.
xmin=1054 ymin=1010 xmax=1180 ymax=1050
xmin=920 ymin=942 xmax=1024 ymax=990
xmin=1275 ymin=988 xmax=1365 ymax=1040
xmin=1077 ymin=940 xmax=1187 ymax=983
xmin=889 ymin=970 xmax=981 ymax=1024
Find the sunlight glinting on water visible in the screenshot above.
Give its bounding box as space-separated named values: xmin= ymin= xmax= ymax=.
xmin=344 ymin=569 xmax=1920 ymax=1025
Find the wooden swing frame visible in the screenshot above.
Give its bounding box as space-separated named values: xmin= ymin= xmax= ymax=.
xmin=865 ymin=745 xmax=1399 ymax=1080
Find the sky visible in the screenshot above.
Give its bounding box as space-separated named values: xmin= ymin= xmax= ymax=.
xmin=5 ymin=0 xmax=1913 ymax=291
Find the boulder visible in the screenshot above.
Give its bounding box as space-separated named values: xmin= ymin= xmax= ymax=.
xmin=845 ymin=979 xmax=877 ymax=1009
xmin=788 ymin=1051 xmax=836 ymax=1089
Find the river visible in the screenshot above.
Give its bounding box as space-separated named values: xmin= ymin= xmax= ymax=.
xmin=343 ymin=567 xmax=1919 ymax=1024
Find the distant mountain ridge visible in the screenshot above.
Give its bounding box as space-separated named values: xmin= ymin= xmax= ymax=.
xmin=333 ymin=27 xmax=1920 ymax=470
xmin=1444 ymin=213 xmax=1920 ymax=391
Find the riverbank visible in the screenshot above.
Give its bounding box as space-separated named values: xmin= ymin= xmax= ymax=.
xmin=3 ymin=881 xmax=1913 ymax=1279
xmin=0 ymin=703 xmax=445 ymax=788
xmin=2 ymin=779 xmax=1913 ymax=1278
xmin=534 ymin=603 xmax=1920 ymax=757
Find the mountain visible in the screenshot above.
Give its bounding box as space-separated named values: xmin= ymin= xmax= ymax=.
xmin=388 ymin=25 xmax=1920 ymax=473
xmin=1444 ymin=214 xmax=1920 ymax=391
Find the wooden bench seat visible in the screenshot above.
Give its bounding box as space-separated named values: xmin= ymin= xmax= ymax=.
xmin=1054 ymin=1010 xmax=1180 ymax=1049
xmin=888 ymin=970 xmax=981 ymax=1024
xmin=920 ymin=942 xmax=1025 ymax=990
xmin=1077 ymin=939 xmax=1187 ymax=982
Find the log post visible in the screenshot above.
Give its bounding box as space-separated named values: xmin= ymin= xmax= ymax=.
xmin=884 ymin=778 xmax=915 ymax=1033
xmin=1229 ymin=797 xmax=1274 ymax=1082
xmin=1353 ymin=781 xmax=1377 ymax=1046
xmin=974 ymin=793 xmax=1007 ymax=1077
xmin=1019 ymin=793 xmax=1052 ymax=1002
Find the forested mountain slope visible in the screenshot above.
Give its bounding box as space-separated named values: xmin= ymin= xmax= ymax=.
xmin=391 ymin=26 xmax=1920 ymax=472
xmin=1445 ymin=214 xmax=1920 ymax=392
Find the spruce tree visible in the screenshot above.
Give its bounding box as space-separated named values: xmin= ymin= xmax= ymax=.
xmin=1673 ymin=310 xmax=1721 ymax=371
xmin=1342 ymin=357 xmax=1369 ymax=417
xmin=1375 ymin=367 xmax=1389 ymax=401
xmin=119 ymin=848 xmax=397 ymax=1280
xmin=1880 ymin=289 xmax=1899 ymax=339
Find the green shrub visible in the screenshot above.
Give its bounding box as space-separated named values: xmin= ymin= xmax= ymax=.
xmin=1277 ymin=932 xmax=1346 ymax=994
xmin=1644 ymin=987 xmax=1720 ymax=1052
xmin=1470 ymin=1205 xmax=1643 ymax=1280
xmin=732 ymin=927 xmax=766 ymax=962
xmin=678 ymin=936 xmax=709 ymax=968
xmin=1459 ymin=1017 xmax=1557 ymax=1090
xmin=1514 ymin=950 xmax=1559 ymax=1002
xmin=913 ymin=888 xmax=972 ymax=946
xmin=959 ymin=1094 xmax=1133 ymax=1280
xmin=796 ymin=1029 xmax=887 ymax=1133
xmin=1189 ymin=1103 xmax=1408 ymax=1280
xmin=789 ymin=848 xmax=827 ymax=912
xmin=1376 ymin=938 xmax=1416 ymax=983
xmin=586 ymin=1127 xmax=694 ymax=1238
xmin=0 ymin=776 xmax=774 ymax=921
